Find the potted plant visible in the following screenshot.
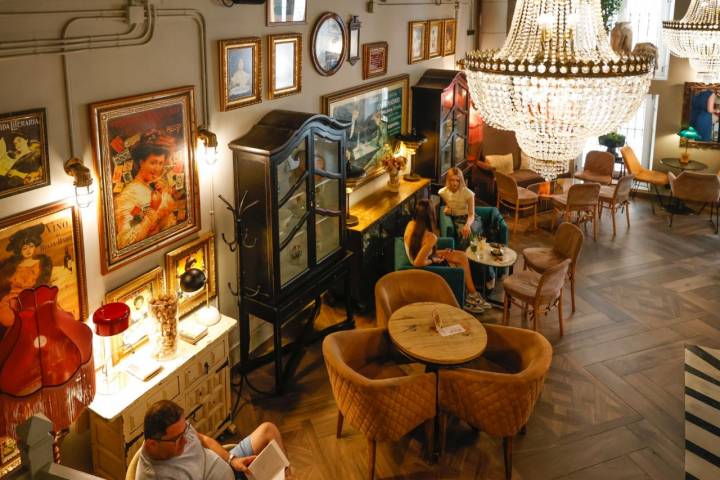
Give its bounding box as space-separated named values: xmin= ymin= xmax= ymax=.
xmin=598 ymin=131 xmax=626 ymax=159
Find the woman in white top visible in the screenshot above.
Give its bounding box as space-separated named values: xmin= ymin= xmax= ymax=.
xmin=438 ymin=167 xmax=479 ymax=250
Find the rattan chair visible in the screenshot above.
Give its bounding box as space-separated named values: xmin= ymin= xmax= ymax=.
xmin=598 ymin=174 xmax=635 ymax=236
xmin=375 ymin=270 xmax=459 ymax=328
xmin=621 ymin=145 xmax=668 ymax=214
xmin=575 ymin=150 xmax=615 ymax=185
xmin=502 ymin=258 xmax=572 ymax=336
xmin=323 ymin=328 xmax=436 ymax=480
xmin=496 ymin=170 xmax=539 ymax=234
xmin=522 ymin=223 xmax=584 ymax=313
xmin=438 ymin=324 xmax=552 ymax=480
xmin=551 ymin=183 xmax=601 ymax=241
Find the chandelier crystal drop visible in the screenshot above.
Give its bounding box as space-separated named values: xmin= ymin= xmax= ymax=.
xmin=662 ymin=0 xmax=720 ymax=79
xmin=463 ymin=0 xmax=654 ymax=179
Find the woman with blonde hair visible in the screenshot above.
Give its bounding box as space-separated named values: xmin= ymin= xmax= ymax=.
xmin=438 ymin=167 xmax=480 ymax=250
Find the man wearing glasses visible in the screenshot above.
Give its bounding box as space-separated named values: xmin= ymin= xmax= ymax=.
xmin=135 ymin=400 xmax=286 ymax=479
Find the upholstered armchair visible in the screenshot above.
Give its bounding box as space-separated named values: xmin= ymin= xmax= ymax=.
xmin=374 ymin=270 xmax=459 ymax=328
xmin=575 ymin=150 xmax=615 ymax=185
xmin=323 ymin=328 xmax=437 ymax=480
xmin=394 ymin=237 xmax=465 ymax=305
xmin=438 ymin=324 xmax=553 ymax=480
xmin=668 ymin=171 xmax=720 ymax=233
xmin=496 ymin=171 xmax=539 ymax=234
xmin=438 ymin=206 xmax=509 ymax=245
xmin=621 ymin=145 xmax=668 ymax=213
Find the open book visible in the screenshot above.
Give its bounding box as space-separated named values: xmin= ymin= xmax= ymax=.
xmin=248 ymin=439 xmax=290 ymax=480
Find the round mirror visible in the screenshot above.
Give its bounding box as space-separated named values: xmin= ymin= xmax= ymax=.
xmin=311 ymin=12 xmax=347 ymax=76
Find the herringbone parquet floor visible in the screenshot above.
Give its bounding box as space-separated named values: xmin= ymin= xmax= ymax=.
xmin=229 ymin=198 xmax=720 ymax=479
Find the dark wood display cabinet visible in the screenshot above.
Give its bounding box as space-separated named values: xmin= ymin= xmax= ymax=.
xmin=228 ymin=110 xmax=353 ymax=393
xmin=411 ymin=69 xmax=470 ymax=187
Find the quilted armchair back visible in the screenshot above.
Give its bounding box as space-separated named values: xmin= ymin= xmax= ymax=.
xmin=438 ymin=324 xmax=552 ymax=438
xmin=322 ymin=328 xmax=436 ymax=442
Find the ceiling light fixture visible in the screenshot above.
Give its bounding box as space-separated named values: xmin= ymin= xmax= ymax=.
xmin=663 ymin=0 xmax=720 ymax=80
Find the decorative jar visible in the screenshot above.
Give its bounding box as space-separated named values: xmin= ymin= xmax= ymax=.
xmin=149 ymin=293 xmax=178 ymax=361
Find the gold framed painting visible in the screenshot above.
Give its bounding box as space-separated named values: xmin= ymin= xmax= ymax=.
xmin=268 ymin=33 xmax=302 ymax=99
xmin=0 ymin=201 xmax=87 ymax=337
xmin=104 ymin=266 xmax=164 ymax=365
xmin=266 ymin=0 xmax=307 ymax=26
xmin=443 ymin=18 xmax=457 ymax=56
xmin=428 ymin=19 xmax=444 ymax=59
xmin=165 ymin=232 xmax=216 ymax=318
xmin=0 ymin=108 xmax=50 ymax=200
xmin=219 ymin=37 xmax=262 ymax=111
xmin=90 ymin=86 xmax=200 ymax=273
xmin=362 ymin=41 xmax=388 ymax=80
xmin=408 ymin=20 xmax=427 ymax=64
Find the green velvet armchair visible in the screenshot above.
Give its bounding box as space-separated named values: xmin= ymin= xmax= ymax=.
xmin=393 ymin=237 xmax=465 ymax=305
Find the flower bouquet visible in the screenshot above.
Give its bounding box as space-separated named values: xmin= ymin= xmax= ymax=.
xmin=380 ymin=147 xmax=407 ymax=192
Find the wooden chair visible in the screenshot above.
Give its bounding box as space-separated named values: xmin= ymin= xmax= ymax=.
xmin=621 ymin=145 xmax=668 ymax=214
xmin=375 ymin=270 xmax=459 ymax=328
xmin=438 ymin=324 xmax=552 ymax=480
xmin=522 ymin=222 xmax=584 ymax=313
xmin=598 ymin=174 xmax=635 ymax=237
xmin=551 ymin=183 xmax=601 ymax=241
xmin=323 ymin=328 xmax=436 ymax=480
xmin=502 ymin=258 xmax=572 ymax=336
xmin=668 ymin=171 xmax=720 ymax=233
xmin=575 ymin=150 xmax=615 ymax=185
xmin=125 ymin=443 xmax=239 ymax=479
xmin=495 ymin=170 xmax=539 ymax=234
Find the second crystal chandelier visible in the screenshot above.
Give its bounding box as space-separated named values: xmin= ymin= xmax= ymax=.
xmin=464 ymin=0 xmax=654 ymax=179
xmin=663 ymin=0 xmax=720 ymax=80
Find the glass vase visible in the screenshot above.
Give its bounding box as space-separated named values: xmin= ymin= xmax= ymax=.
xmin=149 ymin=293 xmax=178 ymax=361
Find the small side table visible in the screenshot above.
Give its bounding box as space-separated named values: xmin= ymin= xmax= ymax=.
xmin=661 ymin=157 xmax=707 ymax=171
xmin=466 ymin=243 xmax=518 ymax=305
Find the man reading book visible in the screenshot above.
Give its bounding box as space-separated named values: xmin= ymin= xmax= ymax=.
xmin=135 ymin=400 xmax=287 ymax=480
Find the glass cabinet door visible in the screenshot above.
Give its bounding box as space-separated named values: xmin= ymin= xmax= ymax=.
xmin=277 ymin=140 xmax=309 ymax=286
xmin=441 ymin=143 xmax=453 ymax=175
xmin=453 ymin=135 xmax=466 ymax=166
xmin=313 ymin=135 xmax=341 ymax=263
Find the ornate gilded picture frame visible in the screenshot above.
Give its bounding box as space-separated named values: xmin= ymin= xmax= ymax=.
xmin=266 ymin=0 xmax=306 ymax=26
xmin=408 ymin=20 xmax=427 ymax=64
xmin=428 ymin=19 xmax=444 ymax=59
xmin=362 ymin=42 xmax=388 ymax=80
xmin=681 ymin=81 xmax=720 ymax=149
xmin=165 ymin=232 xmax=216 ymax=318
xmin=310 ymin=12 xmax=347 ymax=77
xmin=443 ymin=18 xmax=457 ymax=56
xmin=219 ymin=37 xmax=262 ymax=111
xmin=268 ymin=33 xmax=302 ymax=99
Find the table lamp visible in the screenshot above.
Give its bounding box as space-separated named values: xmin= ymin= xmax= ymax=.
xmin=394 ymin=130 xmax=427 ymax=182
xmin=0 ymin=285 xmax=95 ymax=463
xmin=677 ymin=127 xmax=701 ymax=164
xmin=179 ymin=258 xmax=220 ymax=326
xmin=92 ymin=302 xmax=130 ymax=395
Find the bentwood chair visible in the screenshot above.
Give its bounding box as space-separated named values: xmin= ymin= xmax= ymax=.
xmin=522 ymin=222 xmax=584 ymax=313
xmin=323 ymin=328 xmax=436 ymax=480
xmin=668 ymin=171 xmax=720 ymax=233
xmin=575 ymin=150 xmax=615 ymax=185
xmin=551 ymin=183 xmax=601 ymax=241
xmin=495 ymin=171 xmax=539 ymax=234
xmin=621 ymin=145 xmax=669 ymax=214
xmin=502 ymin=259 xmax=572 ymax=336
xmin=598 ymin=174 xmax=635 ymax=237
xmin=438 ymin=324 xmax=552 ymax=480
xmin=126 ymin=443 xmax=239 ymax=479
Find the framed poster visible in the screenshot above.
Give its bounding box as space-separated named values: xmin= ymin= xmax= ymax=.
xmin=266 ymin=0 xmax=306 ymax=26
xmin=165 ymin=232 xmax=216 ymax=318
xmin=0 ymin=201 xmax=87 ymax=337
xmin=104 ymin=266 xmax=164 ymax=365
xmin=219 ymin=37 xmax=262 ymax=111
xmin=321 ymin=74 xmax=409 ymax=186
xmin=268 ymin=33 xmax=302 ymax=99
xmin=90 ymin=86 xmax=200 ymax=273
xmin=443 ymin=18 xmax=457 ymax=56
xmin=428 ymin=19 xmax=444 ymax=58
xmin=362 ymin=42 xmax=388 ymax=79
xmin=0 ymin=109 xmax=50 ymax=200
xmin=408 ymin=20 xmax=427 ymax=64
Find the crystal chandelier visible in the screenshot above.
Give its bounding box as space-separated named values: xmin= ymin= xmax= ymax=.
xmin=464 ymin=0 xmax=654 ymax=179
xmin=663 ymin=0 xmax=720 ymax=79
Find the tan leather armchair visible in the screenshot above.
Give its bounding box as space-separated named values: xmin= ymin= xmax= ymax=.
xmin=575 ymin=150 xmax=615 ymax=185
xmin=374 ymin=270 xmax=459 ymax=328
xmin=323 ymin=328 xmax=436 ymax=480
xmin=621 ymin=145 xmax=668 ymax=213
xmin=523 ymin=222 xmax=584 ymax=313
xmin=668 ymin=171 xmax=720 ymax=233
xmin=439 ymin=324 xmax=553 ymax=480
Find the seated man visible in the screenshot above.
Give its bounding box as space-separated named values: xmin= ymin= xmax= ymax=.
xmin=136 ymin=400 xmax=286 ymax=480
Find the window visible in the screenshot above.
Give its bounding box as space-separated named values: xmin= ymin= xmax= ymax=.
xmin=622 ymin=0 xmax=675 ymax=80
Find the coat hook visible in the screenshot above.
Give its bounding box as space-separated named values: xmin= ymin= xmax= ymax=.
xmin=221 ymin=232 xmax=238 ymax=252
xmin=227 ymin=281 xmax=239 ymax=296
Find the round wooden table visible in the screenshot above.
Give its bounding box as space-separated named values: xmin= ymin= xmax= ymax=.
xmin=388 ymin=302 xmax=487 ymax=366
xmin=661 ymin=157 xmax=707 ymax=171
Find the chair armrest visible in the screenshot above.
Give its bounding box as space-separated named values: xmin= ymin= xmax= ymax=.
xmin=420 ymin=265 xmax=464 ymax=305
xmin=437 ymin=237 xmax=455 ymax=250
xmin=475 ymin=160 xmax=496 ymax=172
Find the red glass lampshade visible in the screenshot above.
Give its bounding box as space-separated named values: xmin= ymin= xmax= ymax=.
xmin=93 ymin=303 xmax=130 ymax=337
xmin=0 ymin=285 xmax=95 ymax=439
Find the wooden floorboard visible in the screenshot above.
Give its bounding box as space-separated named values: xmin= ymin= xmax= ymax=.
xmin=225 ymin=198 xmax=719 ymax=479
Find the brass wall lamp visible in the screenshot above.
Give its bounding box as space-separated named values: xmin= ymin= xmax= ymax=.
xmin=63 ymin=157 xmax=94 ymax=208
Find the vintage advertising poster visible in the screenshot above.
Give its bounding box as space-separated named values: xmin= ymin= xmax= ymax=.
xmin=0 ymin=109 xmax=49 ymax=199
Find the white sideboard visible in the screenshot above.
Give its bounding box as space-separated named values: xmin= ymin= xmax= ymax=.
xmin=88 ymin=315 xmax=236 ymax=480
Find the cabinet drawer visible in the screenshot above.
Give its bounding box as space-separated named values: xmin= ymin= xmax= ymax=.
xmin=183 ymin=337 xmax=227 ymax=387
xmin=124 ymin=375 xmax=180 ymax=438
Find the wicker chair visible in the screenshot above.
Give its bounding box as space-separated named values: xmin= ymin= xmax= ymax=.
xmin=125 ymin=443 xmax=238 ymax=479
xmin=502 ymin=258 xmax=572 ymax=336
xmin=438 ymin=324 xmax=553 ymax=480
xmin=621 ymin=145 xmax=668 ymax=214
xmin=375 ymin=270 xmax=459 ymax=328
xmin=598 ymin=174 xmax=635 ymax=237
xmin=323 ymin=328 xmax=436 ymax=480
xmin=575 ymin=150 xmax=615 ymax=185
xmin=522 ymin=223 xmax=584 ymax=313
xmin=551 ymin=183 xmax=601 ymax=241
xmin=668 ymin=171 xmax=720 ymax=233
xmin=496 ymin=171 xmax=539 ymax=234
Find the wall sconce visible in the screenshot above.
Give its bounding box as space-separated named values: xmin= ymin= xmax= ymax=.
xmin=63 ymin=157 xmax=94 ymax=208
xmin=394 ymin=130 xmax=427 ymax=182
xmin=346 ymin=186 xmax=359 ymax=227
xmin=197 ymin=128 xmax=219 ymax=166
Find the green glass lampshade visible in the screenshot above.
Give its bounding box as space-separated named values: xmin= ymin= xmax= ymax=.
xmin=677 ymin=126 xmax=702 ymax=141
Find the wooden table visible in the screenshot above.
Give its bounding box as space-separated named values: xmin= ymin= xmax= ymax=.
xmin=466 ymin=243 xmax=518 ymax=306
xmin=388 ymin=302 xmax=487 ymax=365
xmin=661 ymin=157 xmax=707 ymax=171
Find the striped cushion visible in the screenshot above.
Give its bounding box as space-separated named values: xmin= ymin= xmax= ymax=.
xmin=685 ymin=345 xmax=720 ymax=479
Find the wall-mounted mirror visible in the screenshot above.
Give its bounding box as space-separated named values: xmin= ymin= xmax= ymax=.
xmin=681 ymin=82 xmax=720 ymax=148
xmin=311 ymin=12 xmax=347 ymax=76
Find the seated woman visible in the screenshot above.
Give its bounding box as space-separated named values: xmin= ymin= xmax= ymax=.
xmin=403 ymin=199 xmax=488 ymax=313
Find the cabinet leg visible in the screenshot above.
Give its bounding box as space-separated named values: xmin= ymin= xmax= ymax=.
xmin=239 ymin=304 xmax=250 ymax=372
xmin=344 ymin=271 xmax=355 ymax=326
xmin=273 ymin=318 xmax=283 ymax=395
